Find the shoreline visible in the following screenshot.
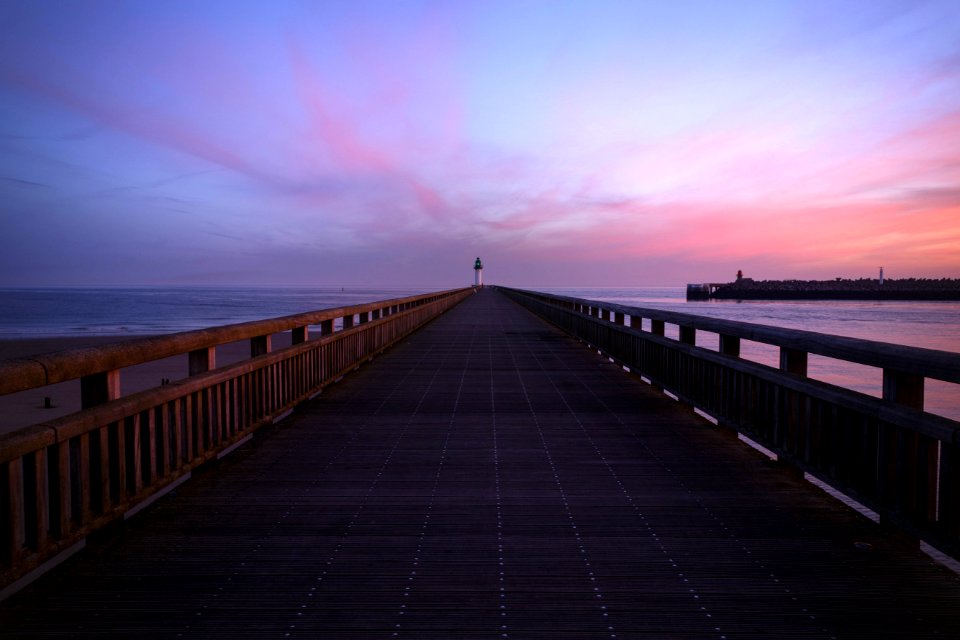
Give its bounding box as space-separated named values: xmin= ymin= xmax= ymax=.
xmin=0 ymin=333 xmax=293 ymax=436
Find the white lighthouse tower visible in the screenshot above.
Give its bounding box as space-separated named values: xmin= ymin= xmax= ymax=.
xmin=474 ymin=257 xmax=483 ymax=287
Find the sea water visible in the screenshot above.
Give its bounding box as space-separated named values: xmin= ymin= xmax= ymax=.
xmin=0 ymin=287 xmax=431 ymax=337
xmin=0 ymin=285 xmax=957 ymax=419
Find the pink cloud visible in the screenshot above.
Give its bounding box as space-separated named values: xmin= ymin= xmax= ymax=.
xmin=464 ymin=157 xmax=960 ymax=280
xmin=287 ymin=37 xmax=461 ymax=224
xmin=0 ymin=52 xmax=290 ymax=190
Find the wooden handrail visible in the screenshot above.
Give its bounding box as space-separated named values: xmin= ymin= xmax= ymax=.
xmin=0 ymin=289 xmax=467 ymax=396
xmin=0 ymin=288 xmax=475 ymax=591
xmin=508 ymin=288 xmax=960 ymax=384
xmin=499 ymin=286 xmax=960 ymax=559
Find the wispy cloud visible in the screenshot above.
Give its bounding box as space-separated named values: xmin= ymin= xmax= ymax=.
xmin=1 ymin=1 xmax=958 ymax=286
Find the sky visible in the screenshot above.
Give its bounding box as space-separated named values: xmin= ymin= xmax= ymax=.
xmin=1 ymin=0 xmax=959 ymax=288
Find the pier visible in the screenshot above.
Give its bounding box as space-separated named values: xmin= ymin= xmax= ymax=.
xmin=684 ymin=283 xmax=725 ymax=300
xmin=2 ymin=287 xmax=960 ymax=637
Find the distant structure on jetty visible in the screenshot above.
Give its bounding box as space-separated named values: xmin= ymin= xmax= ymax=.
xmin=687 ymin=271 xmax=960 ymax=301
xmin=685 ymin=282 xmax=725 ymax=299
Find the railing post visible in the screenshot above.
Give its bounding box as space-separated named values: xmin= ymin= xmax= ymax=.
xmin=320 ymin=319 xmax=334 ymax=335
xmin=711 ymin=336 xmax=741 ymax=439
xmin=719 ymin=335 xmax=741 ymax=357
xmin=189 ymin=347 xmax=216 ymax=375
xmin=614 ymin=312 xmax=624 ymax=325
xmin=779 ymin=348 xmax=808 ymax=376
xmin=777 ymin=348 xmax=808 ymax=477
xmin=53 ymin=441 xmax=71 ymax=538
xmin=630 ymin=315 xmax=643 ymax=330
xmin=651 ymin=320 xmax=665 ymax=336
xmin=80 ymin=370 xmax=120 ymax=409
xmin=674 ymin=326 xmax=697 ymax=409
xmin=343 ymin=315 xmax=355 ymax=329
xmin=359 ymin=311 xmax=369 ymax=324
xmin=881 ymin=369 xmax=932 ymax=530
xmin=6 ymin=458 xmax=25 ymax=564
xmin=291 ymin=326 xmax=309 ymax=345
xmin=250 ymin=335 xmax=271 ymax=358
xmin=883 ymin=370 xmax=924 ymax=409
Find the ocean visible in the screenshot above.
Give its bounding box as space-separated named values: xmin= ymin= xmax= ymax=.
xmin=0 ymin=287 xmax=432 ymax=338
xmin=1 ymin=285 xmax=957 ymax=419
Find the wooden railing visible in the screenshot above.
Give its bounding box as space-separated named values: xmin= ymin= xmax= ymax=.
xmin=0 ymin=288 xmax=474 ymax=590
xmin=499 ymin=287 xmax=960 ymax=558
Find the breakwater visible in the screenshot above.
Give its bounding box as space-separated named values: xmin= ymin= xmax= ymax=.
xmin=695 ymin=278 xmax=960 ymax=300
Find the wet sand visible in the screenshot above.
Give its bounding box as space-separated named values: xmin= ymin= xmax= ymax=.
xmin=0 ymin=333 xmax=294 ymax=436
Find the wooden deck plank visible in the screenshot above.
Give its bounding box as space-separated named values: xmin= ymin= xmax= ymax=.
xmin=2 ymin=288 xmax=960 ymax=638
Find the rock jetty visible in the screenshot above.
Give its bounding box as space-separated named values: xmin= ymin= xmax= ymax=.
xmin=708 ymin=278 xmax=960 ymax=300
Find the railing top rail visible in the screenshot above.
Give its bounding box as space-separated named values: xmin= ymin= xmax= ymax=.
xmin=0 ymin=288 xmax=471 ymax=396
xmin=503 ymin=287 xmax=960 ymax=384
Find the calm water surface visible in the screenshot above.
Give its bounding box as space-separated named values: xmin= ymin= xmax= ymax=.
xmin=0 ymin=287 xmax=431 ymax=337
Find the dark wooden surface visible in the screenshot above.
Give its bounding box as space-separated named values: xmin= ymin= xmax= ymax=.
xmin=2 ymin=288 xmax=959 ymax=638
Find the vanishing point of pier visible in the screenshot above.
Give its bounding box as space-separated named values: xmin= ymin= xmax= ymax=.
xmin=2 ymin=287 xmax=960 ymax=637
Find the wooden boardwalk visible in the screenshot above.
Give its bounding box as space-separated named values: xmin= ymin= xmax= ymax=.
xmin=2 ymin=288 xmax=960 ymax=638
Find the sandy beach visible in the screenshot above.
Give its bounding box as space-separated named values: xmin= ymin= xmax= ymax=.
xmin=0 ymin=332 xmax=294 ymax=436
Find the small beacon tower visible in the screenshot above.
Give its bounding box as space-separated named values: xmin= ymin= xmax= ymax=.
xmin=474 ymin=257 xmax=483 ymax=287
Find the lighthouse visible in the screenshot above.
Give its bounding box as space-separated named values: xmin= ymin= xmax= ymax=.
xmin=474 ymin=257 xmax=483 ymax=287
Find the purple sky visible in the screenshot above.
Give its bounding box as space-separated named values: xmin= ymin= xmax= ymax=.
xmin=2 ymin=1 xmax=959 ymax=287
